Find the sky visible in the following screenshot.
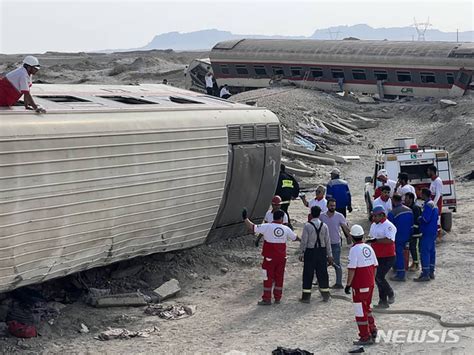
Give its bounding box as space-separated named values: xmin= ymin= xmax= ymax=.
xmin=0 ymin=0 xmax=472 ymax=53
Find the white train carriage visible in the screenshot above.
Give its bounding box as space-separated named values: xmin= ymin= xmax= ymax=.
xmin=209 ymin=39 xmax=474 ymax=98
xmin=0 ymin=84 xmax=281 ymax=292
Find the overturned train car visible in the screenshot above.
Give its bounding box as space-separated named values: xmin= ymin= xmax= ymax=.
xmin=209 ymin=39 xmax=474 ymax=98
xmin=0 ymin=84 xmax=281 ymax=292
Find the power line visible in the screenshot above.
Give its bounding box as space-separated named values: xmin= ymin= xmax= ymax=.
xmin=413 ymin=17 xmax=432 ymax=41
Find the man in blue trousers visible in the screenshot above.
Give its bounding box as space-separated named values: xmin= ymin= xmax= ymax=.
xmin=388 ymin=194 xmax=414 ymax=281
xmin=414 ymin=188 xmax=439 ymax=282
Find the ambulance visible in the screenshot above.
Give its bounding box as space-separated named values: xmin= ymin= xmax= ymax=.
xmin=364 ymin=138 xmax=456 ymax=231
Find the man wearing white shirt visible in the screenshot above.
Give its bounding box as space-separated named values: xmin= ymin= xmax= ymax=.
xmin=205 ymin=72 xmax=214 ymax=95
xmin=376 ymin=169 xmax=397 ymax=198
xmin=395 ymin=173 xmax=416 ymax=203
xmin=427 ymin=165 xmax=443 ymax=241
xmin=373 ymin=186 xmax=392 ymax=213
xmin=219 ymin=84 xmax=231 ymax=99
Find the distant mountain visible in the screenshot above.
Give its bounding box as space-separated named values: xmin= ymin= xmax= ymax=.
xmin=117 ymin=25 xmax=472 ymax=52
xmin=140 ymin=29 xmax=305 ymax=51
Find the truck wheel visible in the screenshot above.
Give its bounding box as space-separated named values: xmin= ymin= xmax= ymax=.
xmin=441 ymin=212 xmax=452 ymax=232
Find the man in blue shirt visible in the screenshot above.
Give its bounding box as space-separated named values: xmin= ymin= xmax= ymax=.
xmin=414 ymin=188 xmax=439 ymax=282
xmin=326 ymin=168 xmax=352 ymax=217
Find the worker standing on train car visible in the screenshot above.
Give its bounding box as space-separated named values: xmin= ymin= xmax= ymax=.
xmin=243 ymin=209 xmax=299 ymax=305
xmin=345 ymin=224 xmax=378 ymax=346
xmin=326 ymin=168 xmax=352 ymax=217
xmin=205 ymin=72 xmax=214 ymax=95
xmin=275 ymin=164 xmax=300 ymax=229
xmin=0 ymin=56 xmax=46 ymax=113
xmin=427 ymin=165 xmax=443 ymax=242
xmin=414 ymin=188 xmax=439 ymax=282
xmin=388 ymin=194 xmax=414 ymax=281
xmin=299 ymin=206 xmax=333 ymax=303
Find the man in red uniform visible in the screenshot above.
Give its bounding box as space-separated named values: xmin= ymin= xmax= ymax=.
xmin=345 ymin=224 xmax=378 ymax=346
xmin=243 ymin=209 xmax=299 ymax=305
xmin=0 ymin=56 xmax=46 ymax=113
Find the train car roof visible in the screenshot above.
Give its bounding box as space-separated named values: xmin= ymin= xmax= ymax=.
xmin=0 ymin=84 xmax=256 ymax=114
xmin=210 ymin=39 xmax=474 ymax=67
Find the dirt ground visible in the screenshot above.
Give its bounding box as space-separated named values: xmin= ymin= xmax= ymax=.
xmin=0 ymin=56 xmax=473 ymax=353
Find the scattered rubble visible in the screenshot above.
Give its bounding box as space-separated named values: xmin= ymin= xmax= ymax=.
xmin=95 ymin=326 xmax=159 ymax=341
xmin=89 ymin=291 xmax=151 ymax=308
xmin=144 ymin=304 xmax=196 ymax=320
xmin=79 ymin=323 xmax=89 ymax=334
xmin=439 ymin=99 xmax=457 ymax=108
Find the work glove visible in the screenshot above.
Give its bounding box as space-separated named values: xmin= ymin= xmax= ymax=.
xmin=347 ymin=206 xmax=353 ymax=213
xmin=345 ymin=285 xmax=351 ymax=295
xmin=242 ymin=208 xmax=247 ymax=220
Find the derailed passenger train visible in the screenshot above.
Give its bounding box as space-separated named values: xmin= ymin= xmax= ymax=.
xmin=0 ymin=84 xmax=281 ymax=292
xmin=208 ymin=39 xmax=474 ymax=98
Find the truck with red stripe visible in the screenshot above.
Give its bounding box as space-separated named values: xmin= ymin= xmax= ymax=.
xmin=364 ymin=138 xmax=456 ymax=231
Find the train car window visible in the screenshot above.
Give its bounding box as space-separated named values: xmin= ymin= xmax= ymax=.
xmin=272 ymin=66 xmax=284 ymax=76
xmin=331 ymin=69 xmax=345 ymax=79
xmin=37 ymin=95 xmax=91 ymax=103
xmin=254 ymin=65 xmax=267 ymax=76
xmin=446 ymin=73 xmax=455 ymax=84
xmin=290 ymin=67 xmax=303 ymax=77
xmin=236 ymin=65 xmax=249 ymax=75
xmin=396 ymin=71 xmax=412 ymax=82
xmin=220 ymin=64 xmax=230 ymax=75
xmin=458 ymin=72 xmax=470 ymax=85
xmin=310 ymin=68 xmax=323 ymax=78
xmin=420 ymin=72 xmax=436 ymax=83
xmin=169 ymin=96 xmax=203 ymax=104
xmin=352 ymin=69 xmax=367 ymax=80
xmin=99 ymin=96 xmax=157 ymax=104
xmin=374 ymin=70 xmax=388 ymax=81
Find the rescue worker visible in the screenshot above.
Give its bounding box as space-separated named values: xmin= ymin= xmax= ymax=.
xmin=205 ymin=72 xmax=214 ymax=95
xmin=368 ymin=206 xmax=396 ymax=308
xmin=373 ymin=169 xmax=396 ymax=199
xmin=404 ymin=192 xmax=422 ymax=271
xmin=299 ymin=206 xmax=333 ymax=302
xmin=219 ymin=84 xmax=232 ymax=99
xmin=243 ymin=209 xmax=299 ymax=304
xmin=372 ymin=186 xmax=392 ymax=213
xmin=320 ymin=198 xmax=351 ymax=289
xmin=264 ymin=195 xmax=289 ymax=224
xmin=388 ymin=194 xmax=414 ymax=281
xmin=326 ymin=168 xmax=352 ymax=217
xmin=275 ymin=164 xmax=300 ymax=228
xmin=414 ymin=188 xmax=439 ymax=282
xmin=0 ymin=56 xmax=46 ymax=113
xmin=300 ymin=185 xmax=328 ymax=221
xmin=395 ymin=172 xmax=416 ymax=203
xmin=427 ymin=165 xmax=443 ymax=241
xmin=345 ymin=224 xmax=378 ymax=346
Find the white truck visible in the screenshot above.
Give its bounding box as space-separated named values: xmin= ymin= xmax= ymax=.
xmin=364 ymin=138 xmax=456 ymax=231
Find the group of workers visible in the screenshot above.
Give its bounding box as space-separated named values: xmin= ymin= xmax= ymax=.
xmin=205 ymin=72 xmax=232 ymax=99
xmin=243 ymin=163 xmax=442 ymax=346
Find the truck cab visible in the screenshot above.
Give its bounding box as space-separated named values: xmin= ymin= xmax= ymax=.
xmin=364 ymin=138 xmax=456 ymax=231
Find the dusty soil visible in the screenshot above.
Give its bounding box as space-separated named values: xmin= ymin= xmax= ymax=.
xmin=0 ymin=59 xmax=472 ymax=354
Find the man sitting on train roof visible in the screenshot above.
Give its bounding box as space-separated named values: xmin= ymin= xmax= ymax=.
xmin=0 ymin=56 xmax=46 ymax=113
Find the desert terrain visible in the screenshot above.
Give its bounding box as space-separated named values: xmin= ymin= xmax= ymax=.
xmin=0 ymin=51 xmax=473 ymax=354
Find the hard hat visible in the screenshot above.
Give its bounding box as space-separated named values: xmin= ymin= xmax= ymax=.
xmin=372 ymin=205 xmax=386 ymax=215
xmin=350 ymin=224 xmax=364 ymax=237
xmin=330 ymin=168 xmax=340 ymax=175
xmin=271 ymin=195 xmax=282 ymax=205
xmin=377 ymin=169 xmax=388 ymax=178
xmin=23 ymin=56 xmax=40 ymax=68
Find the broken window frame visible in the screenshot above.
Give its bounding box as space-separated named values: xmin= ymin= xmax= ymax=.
xmin=374 ymin=70 xmax=388 ymax=81
xmin=351 ymin=69 xmax=367 ymax=81
xmin=396 ymin=71 xmax=412 ymax=82
xmin=330 ymin=68 xmax=345 ymax=79
xmin=420 ymin=72 xmax=436 ymax=83
xmin=290 ymin=66 xmax=303 ymax=77
xmin=253 ymin=65 xmax=267 ymax=76
xmin=310 ymin=67 xmax=323 ymax=78
xmin=235 ymin=65 xmax=249 ymax=75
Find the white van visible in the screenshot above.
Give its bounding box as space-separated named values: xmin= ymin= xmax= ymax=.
xmin=364 ymin=138 xmax=456 ymax=231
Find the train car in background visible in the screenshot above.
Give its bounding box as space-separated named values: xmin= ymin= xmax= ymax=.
xmin=208 ymin=39 xmax=474 ymax=98
xmin=0 ymin=84 xmax=281 ymax=292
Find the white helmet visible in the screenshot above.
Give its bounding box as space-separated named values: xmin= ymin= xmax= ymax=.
xmin=350 ymin=224 xmax=364 ymax=237
xmin=23 ymin=56 xmax=40 ymax=68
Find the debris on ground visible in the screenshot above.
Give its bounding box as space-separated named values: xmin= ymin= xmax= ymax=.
xmin=439 ymin=99 xmax=457 ymax=108
xmin=88 ymin=290 xmax=155 ymax=307
xmin=153 ymin=279 xmax=181 ymax=301
xmin=272 ymin=346 xmax=314 ymax=355
xmin=144 ymin=304 xmax=196 ymax=320
xmin=95 ymin=326 xmax=159 ymax=341
xmin=79 ymin=323 xmax=90 ymax=333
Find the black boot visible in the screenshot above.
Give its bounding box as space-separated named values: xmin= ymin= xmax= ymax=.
xmin=300 ymin=292 xmax=311 ymax=303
